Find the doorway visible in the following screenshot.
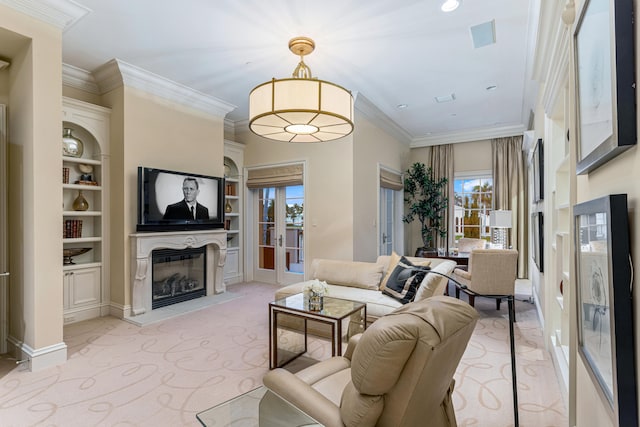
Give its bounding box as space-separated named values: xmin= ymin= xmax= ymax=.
xmin=378 ymin=167 xmax=404 ymax=256
xmin=252 ymin=185 xmax=304 ymax=285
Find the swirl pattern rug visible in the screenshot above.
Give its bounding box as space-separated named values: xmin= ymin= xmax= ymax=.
xmin=0 ymin=282 xmax=566 ymax=426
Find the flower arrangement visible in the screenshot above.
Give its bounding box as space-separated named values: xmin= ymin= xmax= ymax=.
xmin=305 ymin=279 xmax=329 ymax=296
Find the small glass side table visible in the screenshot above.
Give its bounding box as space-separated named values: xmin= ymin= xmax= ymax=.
xmin=269 ymin=293 xmax=366 ymax=369
xmin=196 ymin=386 xmax=322 ymax=426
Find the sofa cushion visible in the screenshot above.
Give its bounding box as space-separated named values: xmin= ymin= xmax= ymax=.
xmin=381 ymin=257 xmax=427 ymax=304
xmin=311 ymin=259 xmax=383 ymax=290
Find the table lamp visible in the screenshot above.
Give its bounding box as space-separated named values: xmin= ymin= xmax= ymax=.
xmin=490 ymin=210 xmax=512 ymax=249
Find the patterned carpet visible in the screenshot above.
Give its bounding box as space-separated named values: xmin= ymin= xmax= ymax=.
xmin=0 ymin=282 xmax=566 ymax=426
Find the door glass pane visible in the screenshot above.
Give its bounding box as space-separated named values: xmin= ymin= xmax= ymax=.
xmin=380 ymin=188 xmax=394 ymax=255
xmin=285 ymin=185 xmax=304 ymax=274
xmin=453 ymin=175 xmax=493 ymax=242
xmin=258 ymin=188 xmax=275 ymax=270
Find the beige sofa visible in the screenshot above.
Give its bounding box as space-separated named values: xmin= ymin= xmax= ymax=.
xmin=275 ymin=254 xmax=457 ymax=326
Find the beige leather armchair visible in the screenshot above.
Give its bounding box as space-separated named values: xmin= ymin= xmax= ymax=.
xmin=452 ymin=249 xmax=518 ymax=310
xmin=260 ymin=296 xmax=478 ymax=427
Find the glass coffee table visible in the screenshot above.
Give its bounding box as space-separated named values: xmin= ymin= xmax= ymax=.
xmin=196 ymin=386 xmax=321 ymax=426
xmin=269 ymin=293 xmax=366 ymax=369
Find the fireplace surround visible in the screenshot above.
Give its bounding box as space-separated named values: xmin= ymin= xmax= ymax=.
xmin=130 ymin=230 xmax=227 ymax=316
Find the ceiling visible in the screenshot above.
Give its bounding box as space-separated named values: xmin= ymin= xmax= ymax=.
xmin=59 ymin=0 xmax=541 ymax=145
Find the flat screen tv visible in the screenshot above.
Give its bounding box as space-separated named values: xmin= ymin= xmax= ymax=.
xmin=137 ymin=166 xmax=225 ymax=232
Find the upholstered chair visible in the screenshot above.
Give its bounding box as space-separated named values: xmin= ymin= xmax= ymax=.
xmin=451 ymin=249 xmax=518 ymax=310
xmin=260 ymin=296 xmax=478 ymax=427
xmin=456 ymin=237 xmax=486 ymax=253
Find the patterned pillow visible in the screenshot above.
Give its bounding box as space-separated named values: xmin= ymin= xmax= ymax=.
xmin=382 ymin=257 xmax=430 ymax=304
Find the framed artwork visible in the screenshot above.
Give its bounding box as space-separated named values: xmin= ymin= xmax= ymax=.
xmin=532 ymin=138 xmax=544 ymax=202
xmin=574 ymin=0 xmax=636 ymax=175
xmin=531 ymin=211 xmax=543 ymax=272
xmin=574 ymin=194 xmax=637 ymax=426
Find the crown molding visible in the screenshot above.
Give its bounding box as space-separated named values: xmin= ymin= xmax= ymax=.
xmin=535 ymin=0 xmax=570 ymax=115
xmin=0 ymin=0 xmax=90 ymax=32
xmin=411 ymin=124 xmax=526 ymax=147
xmin=92 ymin=59 xmax=236 ymax=118
xmin=353 ymin=92 xmax=413 ymax=145
xmin=62 ymin=63 xmax=100 ymax=94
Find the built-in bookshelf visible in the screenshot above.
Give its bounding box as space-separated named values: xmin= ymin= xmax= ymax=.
xmin=62 ymin=98 xmax=111 ymax=324
xmin=223 ymin=141 xmax=244 ymax=284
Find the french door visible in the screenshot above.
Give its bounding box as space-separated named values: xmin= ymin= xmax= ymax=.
xmin=380 ymin=187 xmax=395 ymax=255
xmin=253 ymin=185 xmax=304 ymax=285
xmin=379 ymin=185 xmax=403 ymax=256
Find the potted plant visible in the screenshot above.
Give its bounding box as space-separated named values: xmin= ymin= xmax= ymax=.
xmin=403 ymin=162 xmax=449 ymax=256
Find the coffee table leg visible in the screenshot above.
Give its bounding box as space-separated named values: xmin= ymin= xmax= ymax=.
xmin=269 ymin=307 xmax=277 ymax=369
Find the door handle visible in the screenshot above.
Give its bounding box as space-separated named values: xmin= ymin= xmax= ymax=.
xmin=0 ymin=272 xmax=8 ymax=277
xmin=278 ymin=235 xmax=283 ymax=247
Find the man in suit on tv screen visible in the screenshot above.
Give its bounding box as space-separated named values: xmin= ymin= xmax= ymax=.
xmin=163 ymin=177 xmax=209 ymax=220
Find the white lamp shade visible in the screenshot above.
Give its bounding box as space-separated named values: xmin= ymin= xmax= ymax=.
xmin=249 ymin=77 xmax=354 ymax=142
xmin=490 ymin=210 xmax=512 ymax=228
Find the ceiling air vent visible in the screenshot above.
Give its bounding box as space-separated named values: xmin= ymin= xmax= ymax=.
xmin=435 ymin=93 xmax=456 ymax=103
xmin=470 ymin=20 xmax=496 ymax=49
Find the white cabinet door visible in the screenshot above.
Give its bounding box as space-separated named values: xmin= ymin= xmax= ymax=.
xmin=66 ymin=266 xmax=101 ymax=308
xmin=224 ymin=248 xmax=240 ymax=283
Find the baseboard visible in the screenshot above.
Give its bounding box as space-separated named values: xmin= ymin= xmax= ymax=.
xmin=7 ymin=335 xmax=67 ymax=372
xmin=109 ymin=302 xmax=129 ymax=319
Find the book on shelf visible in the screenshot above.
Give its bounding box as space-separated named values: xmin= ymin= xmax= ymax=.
xmin=63 ymin=219 xmax=83 ymax=238
xmin=62 ymin=167 xmax=70 ymax=184
xmin=225 ymin=183 xmax=236 ymax=196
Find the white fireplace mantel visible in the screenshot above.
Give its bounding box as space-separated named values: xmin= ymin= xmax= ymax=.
xmin=129 ymin=230 xmax=227 ymax=316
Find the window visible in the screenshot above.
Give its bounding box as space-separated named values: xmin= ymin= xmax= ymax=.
xmin=453 ymin=173 xmax=493 ymax=242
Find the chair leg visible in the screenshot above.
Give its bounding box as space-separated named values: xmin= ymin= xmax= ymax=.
xmin=496 ymin=298 xmax=501 ymax=310
xmin=468 ymin=294 xmax=475 ymax=307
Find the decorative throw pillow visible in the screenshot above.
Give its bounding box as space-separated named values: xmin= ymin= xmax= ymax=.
xmin=379 ymin=253 xmax=431 ymax=291
xmin=379 ymin=251 xmax=402 ymax=290
xmin=382 ymin=257 xmax=431 ymax=304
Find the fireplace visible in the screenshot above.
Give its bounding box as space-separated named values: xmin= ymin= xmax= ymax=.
xmin=129 ymin=230 xmax=227 ymax=317
xmin=152 ymin=247 xmax=206 ymax=309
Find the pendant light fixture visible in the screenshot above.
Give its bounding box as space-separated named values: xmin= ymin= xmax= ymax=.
xmin=249 ymin=36 xmax=354 ymax=142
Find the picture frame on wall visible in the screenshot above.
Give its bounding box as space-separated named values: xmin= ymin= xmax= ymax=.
xmin=574 ymin=0 xmax=636 ymax=175
xmin=574 ymin=194 xmax=637 ymax=426
xmin=532 ymin=138 xmax=544 ymax=202
xmin=531 ymin=211 xmax=543 ymax=272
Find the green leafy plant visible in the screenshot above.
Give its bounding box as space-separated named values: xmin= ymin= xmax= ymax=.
xmin=403 ymin=162 xmax=449 ymax=249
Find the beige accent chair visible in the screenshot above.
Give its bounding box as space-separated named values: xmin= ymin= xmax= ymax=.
xmin=456 ymin=237 xmax=486 ymax=253
xmin=452 ymin=249 xmax=518 ymax=310
xmin=261 ymin=296 xmax=478 ymax=427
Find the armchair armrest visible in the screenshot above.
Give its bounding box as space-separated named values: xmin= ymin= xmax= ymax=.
xmin=343 ymin=333 xmax=362 ymax=360
xmin=453 ymin=268 xmax=471 ymax=280
xmin=263 ymin=368 xmax=344 ymax=427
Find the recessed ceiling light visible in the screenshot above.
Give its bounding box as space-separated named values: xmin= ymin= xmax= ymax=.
xmin=486 ymin=85 xmax=498 ymax=91
xmin=397 ymin=104 xmax=408 ymax=109
xmin=441 ymin=0 xmax=460 ymax=12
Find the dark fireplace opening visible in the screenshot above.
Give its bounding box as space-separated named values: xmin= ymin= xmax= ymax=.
xmin=152 ymin=246 xmax=206 ymax=309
